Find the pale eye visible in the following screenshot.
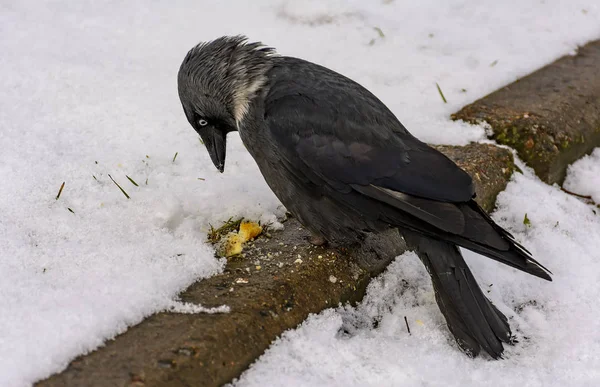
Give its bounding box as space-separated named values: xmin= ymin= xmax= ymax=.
xmin=198 ymin=118 xmax=208 ymax=127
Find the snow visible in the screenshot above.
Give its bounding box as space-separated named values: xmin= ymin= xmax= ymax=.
xmin=564 ymin=148 xmax=600 ymax=203
xmin=1 ymin=0 xmax=599 ymax=386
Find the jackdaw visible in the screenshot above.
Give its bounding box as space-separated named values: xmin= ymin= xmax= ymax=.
xmin=177 ymin=35 xmax=552 ymax=359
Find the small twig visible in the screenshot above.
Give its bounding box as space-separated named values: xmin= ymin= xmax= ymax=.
xmin=197 ymin=177 xmax=205 ymax=181
xmin=561 ymin=187 xmax=599 ymax=211
xmin=435 ymin=83 xmax=447 ymax=103
xmin=108 ymin=174 xmax=130 ymax=199
xmin=404 ymin=316 xmax=411 ymax=335
xmin=561 ymin=187 xmax=593 ymax=200
xmin=67 ymin=208 xmax=75 ymax=214
xmin=172 ymin=152 xmax=179 ymax=162
xmin=125 ymin=175 xmax=139 ymax=187
xmin=56 ymin=182 xmax=65 ymax=200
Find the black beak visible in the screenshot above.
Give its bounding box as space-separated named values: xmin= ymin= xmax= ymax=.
xmin=199 ymin=127 xmax=226 ymax=173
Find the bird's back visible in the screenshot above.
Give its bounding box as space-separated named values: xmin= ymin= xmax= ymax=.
xmin=266 ymin=56 xmax=409 ymax=136
xmin=261 ymin=56 xmax=475 ymax=203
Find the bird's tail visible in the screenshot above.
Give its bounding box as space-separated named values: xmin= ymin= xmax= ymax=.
xmin=403 ymin=230 xmax=513 ymax=359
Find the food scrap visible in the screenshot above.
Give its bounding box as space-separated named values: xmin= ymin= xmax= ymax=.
xmin=217 ymin=220 xmax=263 ymax=257
xmin=239 ymin=221 xmax=263 ymax=241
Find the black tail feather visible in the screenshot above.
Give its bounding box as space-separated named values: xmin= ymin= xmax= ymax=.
xmin=403 ymin=230 xmax=513 ymax=359
xmin=444 ymin=233 xmax=552 ymax=281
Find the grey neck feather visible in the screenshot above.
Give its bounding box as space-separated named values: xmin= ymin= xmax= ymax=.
xmin=178 ymin=35 xmax=277 ymax=128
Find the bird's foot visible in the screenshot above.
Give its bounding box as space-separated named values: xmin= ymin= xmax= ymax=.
xmin=308 ymin=234 xmax=327 ymax=246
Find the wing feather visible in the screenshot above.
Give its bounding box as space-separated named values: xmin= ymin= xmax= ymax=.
xmin=265 ymin=58 xmax=475 ymax=202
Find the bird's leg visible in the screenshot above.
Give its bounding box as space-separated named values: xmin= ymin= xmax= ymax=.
xmin=308 ymin=233 xmax=327 ymax=246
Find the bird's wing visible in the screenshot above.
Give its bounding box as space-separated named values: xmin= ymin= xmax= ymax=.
xmin=264 ymin=62 xmax=474 ymax=204
xmin=264 ymin=88 xmax=475 ymax=235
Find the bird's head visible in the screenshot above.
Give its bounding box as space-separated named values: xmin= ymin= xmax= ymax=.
xmin=177 ymin=35 xmax=276 ymax=172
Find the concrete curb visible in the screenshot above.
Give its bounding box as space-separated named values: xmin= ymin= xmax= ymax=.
xmin=452 ymin=39 xmax=600 ymax=185
xmin=38 ymin=144 xmax=515 ymax=387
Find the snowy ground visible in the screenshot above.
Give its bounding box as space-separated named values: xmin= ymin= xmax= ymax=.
xmin=1 ymin=0 xmax=599 ymax=386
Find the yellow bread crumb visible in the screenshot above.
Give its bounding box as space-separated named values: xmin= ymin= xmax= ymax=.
xmin=223 ymin=233 xmax=244 ymax=257
xmin=238 ymin=221 xmax=263 ymax=242
xmin=221 ymin=221 xmax=262 ymax=257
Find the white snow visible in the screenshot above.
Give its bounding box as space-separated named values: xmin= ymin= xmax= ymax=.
xmin=1 ymin=0 xmax=599 ymax=386
xmin=564 ymin=148 xmax=600 ymax=203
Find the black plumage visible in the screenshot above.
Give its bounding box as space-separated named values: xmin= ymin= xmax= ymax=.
xmin=177 ymin=36 xmax=552 ymax=359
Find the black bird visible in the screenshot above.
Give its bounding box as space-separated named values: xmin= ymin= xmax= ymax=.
xmin=177 ymin=36 xmax=552 ymax=359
